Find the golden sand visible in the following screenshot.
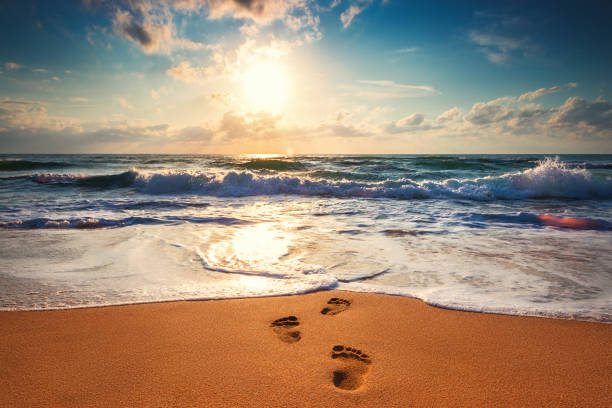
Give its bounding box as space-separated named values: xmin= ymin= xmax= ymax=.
xmin=1 ymin=290 xmax=611 ymax=407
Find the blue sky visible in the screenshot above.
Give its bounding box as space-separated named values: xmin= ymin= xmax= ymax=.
xmin=0 ymin=0 xmax=611 ymax=153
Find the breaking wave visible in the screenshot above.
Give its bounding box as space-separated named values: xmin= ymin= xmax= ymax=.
xmin=28 ymin=158 xmax=612 ymax=200
xmin=33 ymin=171 xmax=136 ymax=188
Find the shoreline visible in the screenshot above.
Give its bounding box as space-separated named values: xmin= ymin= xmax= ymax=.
xmin=2 ymin=290 xmax=611 ymax=407
xmin=3 ymin=288 xmax=609 ymax=324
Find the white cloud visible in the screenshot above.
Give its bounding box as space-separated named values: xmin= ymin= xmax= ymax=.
xmin=0 ymin=97 xmax=73 ymax=132
xmin=109 ymin=1 xmax=206 ymax=55
xmin=340 ymin=5 xmax=364 ymax=29
xmin=86 ymin=0 xmax=321 ymax=89
xmin=469 ymin=31 xmax=530 ymax=65
xmin=549 ymin=97 xmax=612 ymax=133
xmin=397 ymin=113 xmax=425 ymax=127
xmin=166 ymin=61 xmax=207 ymax=83
xmin=2 ymin=90 xmax=611 ymax=153
xmin=462 ymin=97 xmax=545 ymax=131
xmin=384 ymin=113 xmax=436 ymax=134
xmin=507 ymin=103 xmax=548 ymax=128
xmin=436 ymin=107 xmax=461 ymax=123
xmin=205 ymin=0 xmax=300 ymax=25
xmin=114 ymin=96 xmax=134 ymax=110
xmin=457 ymin=93 xmax=612 ymax=141
xmin=150 ymin=89 xmax=160 ymax=100
xmin=201 ymin=0 xmax=322 ymax=42
xmin=314 ymin=108 xmax=375 ymax=138
xmin=209 ymin=92 xmax=232 ymax=106
xmin=218 ymin=110 xmax=283 ymax=141
xmin=0 ymin=96 xmax=207 ymax=152
xmin=166 ymin=36 xmax=301 ymax=83
xmin=382 ymin=108 xmax=463 ymax=136
xmin=339 ymin=0 xmax=378 ymax=29
xmin=518 ymin=82 xmax=578 ymax=102
xmin=97 ymin=0 xmax=320 ymax=56
xmin=348 ymin=80 xmax=438 ymax=99
xmin=464 ymin=97 xmax=515 ymax=125
xmin=69 ymin=97 xmax=90 ymax=102
xmin=393 ymin=47 xmax=419 ymax=54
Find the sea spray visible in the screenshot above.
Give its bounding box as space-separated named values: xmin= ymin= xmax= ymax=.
xmin=24 ymin=157 xmax=612 ymax=200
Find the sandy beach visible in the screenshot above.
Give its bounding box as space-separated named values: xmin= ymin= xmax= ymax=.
xmin=1 ymin=290 xmax=611 ymax=407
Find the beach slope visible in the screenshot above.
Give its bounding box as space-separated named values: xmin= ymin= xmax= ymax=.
xmin=1 ymin=290 xmax=610 ymax=407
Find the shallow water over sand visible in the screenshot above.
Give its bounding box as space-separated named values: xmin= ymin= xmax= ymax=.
xmin=1 ymin=154 xmax=611 ymax=321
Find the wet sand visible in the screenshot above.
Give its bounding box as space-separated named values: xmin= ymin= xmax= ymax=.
xmin=1 ymin=290 xmax=611 ymax=407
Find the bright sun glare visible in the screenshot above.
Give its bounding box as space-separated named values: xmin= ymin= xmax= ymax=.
xmin=242 ymin=61 xmax=289 ymax=111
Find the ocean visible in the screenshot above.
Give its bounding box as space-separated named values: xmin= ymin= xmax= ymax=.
xmin=1 ymin=154 xmax=611 ymax=322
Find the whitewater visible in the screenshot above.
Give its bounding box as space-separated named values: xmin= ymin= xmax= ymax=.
xmin=1 ymin=154 xmax=611 ymax=322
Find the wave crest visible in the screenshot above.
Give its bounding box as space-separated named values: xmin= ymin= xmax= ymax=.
xmin=135 ymin=158 xmax=612 ymax=200
xmin=27 ymin=158 xmax=612 ymax=200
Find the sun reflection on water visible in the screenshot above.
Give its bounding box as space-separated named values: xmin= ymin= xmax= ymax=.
xmin=232 ymin=223 xmax=289 ymax=263
xmin=242 ymin=153 xmax=283 ymax=159
xmin=201 ymin=223 xmax=299 ymax=275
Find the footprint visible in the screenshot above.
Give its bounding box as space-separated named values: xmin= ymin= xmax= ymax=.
xmin=330 ymin=345 xmax=372 ymax=390
xmin=321 ymin=298 xmax=351 ymax=315
xmin=270 ymin=316 xmax=301 ymax=343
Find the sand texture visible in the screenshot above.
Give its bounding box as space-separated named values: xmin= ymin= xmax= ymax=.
xmin=1 ymin=290 xmax=611 ymax=407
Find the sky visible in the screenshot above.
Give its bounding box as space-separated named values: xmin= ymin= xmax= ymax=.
xmin=0 ymin=0 xmax=611 ymax=154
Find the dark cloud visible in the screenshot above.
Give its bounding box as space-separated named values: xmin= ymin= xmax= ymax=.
xmin=120 ymin=20 xmax=153 ymax=47
xmin=234 ymin=0 xmax=266 ymax=15
xmin=84 ymin=1 xmax=205 ymax=54
xmin=112 ymin=8 xmax=160 ymax=53
xmin=205 ymin=0 xmax=298 ymax=23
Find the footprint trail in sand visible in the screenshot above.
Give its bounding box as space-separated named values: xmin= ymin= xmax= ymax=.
xmin=321 ymin=298 xmax=351 ymax=315
xmin=270 ymin=316 xmax=301 ymax=343
xmin=330 ymin=345 xmax=372 ymax=390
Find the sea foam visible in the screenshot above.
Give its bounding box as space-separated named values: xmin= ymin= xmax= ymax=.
xmin=30 ymin=157 xmax=611 ymax=200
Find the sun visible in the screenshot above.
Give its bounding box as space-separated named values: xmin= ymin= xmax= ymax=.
xmin=242 ymin=61 xmax=289 ymax=111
